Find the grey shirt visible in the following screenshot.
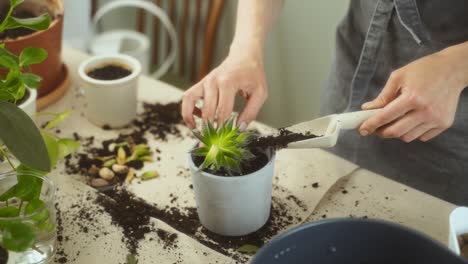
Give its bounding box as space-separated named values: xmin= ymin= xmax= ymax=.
xmin=322 ymin=0 xmax=468 ymax=205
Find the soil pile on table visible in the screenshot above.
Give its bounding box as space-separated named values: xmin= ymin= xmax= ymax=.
xmin=133 ymin=101 xmax=183 ymax=140
xmin=249 ymin=128 xmax=318 ymax=150
xmin=86 ymin=64 xmax=132 ymax=81
xmin=89 ymin=188 xmax=301 ymax=263
xmin=96 ymin=190 xmax=159 ymax=254
xmin=0 ymin=10 xmax=37 ymax=40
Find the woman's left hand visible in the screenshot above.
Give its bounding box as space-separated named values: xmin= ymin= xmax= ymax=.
xmin=359 ymin=46 xmax=468 ymax=142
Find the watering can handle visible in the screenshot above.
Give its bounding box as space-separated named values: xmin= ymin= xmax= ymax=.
xmin=90 ymin=0 xmax=177 ymax=79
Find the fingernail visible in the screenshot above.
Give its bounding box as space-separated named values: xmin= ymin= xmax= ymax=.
xmin=239 ymin=122 xmax=247 ymax=131
xmin=362 ymin=102 xmax=371 ymax=108
xmin=360 ymin=130 xmax=369 ymax=136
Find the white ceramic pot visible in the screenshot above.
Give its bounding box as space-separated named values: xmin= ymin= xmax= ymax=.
xmin=448 ymin=207 xmax=468 ymax=255
xmin=78 ymin=54 xmax=141 ymax=128
xmin=189 ymin=149 xmax=275 ymax=236
xmin=19 ymin=88 xmax=37 ymax=116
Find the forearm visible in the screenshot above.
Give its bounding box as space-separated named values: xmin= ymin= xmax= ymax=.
xmin=230 ymin=0 xmax=284 ymax=55
xmin=439 ymin=41 xmax=468 ymax=91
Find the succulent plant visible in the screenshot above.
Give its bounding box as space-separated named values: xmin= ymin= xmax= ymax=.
xmin=191 ymin=118 xmax=254 ymax=175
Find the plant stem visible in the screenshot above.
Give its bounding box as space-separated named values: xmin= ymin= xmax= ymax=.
xmin=0 ymin=4 xmax=13 ymax=31
xmin=18 ymin=200 xmax=23 ymax=214
xmin=32 ymin=245 xmax=44 ymax=255
xmin=33 ymin=112 xmax=58 ymax=117
xmin=0 ymin=147 xmax=15 ymax=171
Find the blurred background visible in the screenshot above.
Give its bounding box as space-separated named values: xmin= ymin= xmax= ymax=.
xmin=63 ymin=0 xmax=348 ymax=128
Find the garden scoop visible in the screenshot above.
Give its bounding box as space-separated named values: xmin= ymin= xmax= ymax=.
xmin=286 ymin=109 xmax=381 ymax=149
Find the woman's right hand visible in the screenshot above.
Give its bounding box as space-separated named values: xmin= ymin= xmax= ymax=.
xmin=181 ymin=43 xmax=268 ymax=130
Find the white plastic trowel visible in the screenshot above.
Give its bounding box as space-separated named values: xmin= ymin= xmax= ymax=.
xmin=285 ymin=109 xmax=381 ymax=149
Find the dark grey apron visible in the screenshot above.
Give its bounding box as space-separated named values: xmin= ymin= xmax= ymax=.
xmin=322 ymin=0 xmax=468 ymax=205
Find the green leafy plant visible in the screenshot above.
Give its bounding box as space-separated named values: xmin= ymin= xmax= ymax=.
xmin=191 ymin=118 xmax=254 ymax=175
xmin=0 ymin=109 xmax=80 ymax=252
xmin=0 ymin=0 xmax=50 ymax=104
xmin=0 ymin=0 xmax=78 ymax=254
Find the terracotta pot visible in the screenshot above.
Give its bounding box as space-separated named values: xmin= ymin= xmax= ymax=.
xmin=0 ymin=0 xmax=64 ymax=98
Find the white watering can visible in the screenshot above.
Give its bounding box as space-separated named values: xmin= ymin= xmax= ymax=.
xmin=88 ymin=0 xmax=177 ymax=78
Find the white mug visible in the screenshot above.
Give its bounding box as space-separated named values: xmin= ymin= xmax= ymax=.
xmin=78 ymin=54 xmax=141 ymax=128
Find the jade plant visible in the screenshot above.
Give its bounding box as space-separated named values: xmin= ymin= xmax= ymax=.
xmin=191 ymin=118 xmax=254 ymax=175
xmin=0 ymin=0 xmax=79 ymax=254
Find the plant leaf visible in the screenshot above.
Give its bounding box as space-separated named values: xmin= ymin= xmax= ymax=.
xmin=19 ymin=47 xmax=47 ymax=67
xmin=0 ymin=185 xmax=17 ymax=201
xmin=1 ymin=221 xmax=36 ymax=252
xmin=57 ymin=138 xmax=80 ymax=159
xmin=9 ymin=0 xmax=24 ymax=9
xmin=0 ymin=101 xmax=50 ymax=171
xmin=20 ymin=73 xmax=41 ymax=89
xmin=24 ymin=199 xmax=45 ymax=215
xmin=127 ymin=254 xmax=138 ymax=264
xmin=0 ymin=45 xmax=19 ymax=69
xmin=237 ymin=244 xmax=259 ymax=255
xmin=44 ymin=109 xmax=72 ymax=130
xmin=15 ymin=164 xmax=44 ymax=202
xmin=0 ymin=206 xmax=20 ymax=217
xmin=41 ymin=132 xmax=59 ymax=168
xmin=3 ymin=13 xmax=50 ymax=32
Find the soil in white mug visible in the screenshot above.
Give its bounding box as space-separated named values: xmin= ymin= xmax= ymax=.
xmin=87 ymin=64 xmax=132 ymax=81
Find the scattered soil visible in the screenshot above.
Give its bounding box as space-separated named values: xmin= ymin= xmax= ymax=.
xmin=64 ymin=101 xmax=183 ymax=186
xmin=249 ymin=128 xmax=318 ymax=150
xmin=0 ymin=10 xmax=36 ymax=40
xmin=156 ymin=229 xmax=178 ymax=250
xmin=54 ymin=203 xmax=68 ymax=264
xmin=86 ymin=64 xmax=132 ymax=81
xmin=459 ymin=233 xmax=468 ymax=259
xmin=64 ymin=187 xmax=302 ymax=263
xmin=0 ymin=246 xmax=7 ymax=264
xmin=133 ymin=101 xmax=183 ymax=141
xmin=96 ymin=190 xmax=154 ymax=254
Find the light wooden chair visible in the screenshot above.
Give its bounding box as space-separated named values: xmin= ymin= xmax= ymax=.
xmin=91 ymin=0 xmax=225 ymax=88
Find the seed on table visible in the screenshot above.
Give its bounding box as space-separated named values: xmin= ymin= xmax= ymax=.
xmin=99 ymin=167 xmax=115 ymax=180
xmin=117 ymin=147 xmax=127 ymax=165
xmin=88 ymin=164 xmax=100 ymax=176
xmin=141 ymin=170 xmax=160 ymax=181
xmin=90 ymin=178 xmax=110 ymax=188
xmin=108 ymin=143 xmax=116 ymax=152
xmin=125 ymin=169 xmax=136 ymax=184
xmin=112 ymin=164 xmax=128 ymax=174
xmin=103 ymin=159 xmax=116 ymax=167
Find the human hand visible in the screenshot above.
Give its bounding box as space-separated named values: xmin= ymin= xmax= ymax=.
xmin=181 ymin=44 xmax=268 ymax=130
xmin=359 ymin=48 xmax=468 ymax=142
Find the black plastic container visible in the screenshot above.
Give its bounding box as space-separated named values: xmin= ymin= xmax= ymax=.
xmin=251 ymin=218 xmax=467 ymax=264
